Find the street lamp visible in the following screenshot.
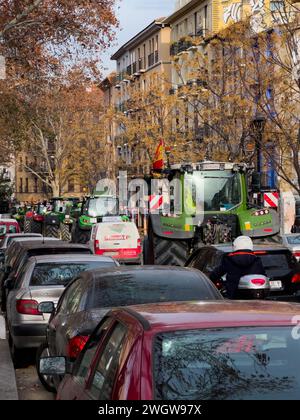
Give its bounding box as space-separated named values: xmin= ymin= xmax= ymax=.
xmin=252 ymin=112 xmax=266 ymax=204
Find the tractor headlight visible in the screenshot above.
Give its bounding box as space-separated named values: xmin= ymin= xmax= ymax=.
xmin=253 ymin=209 xmax=270 ymax=216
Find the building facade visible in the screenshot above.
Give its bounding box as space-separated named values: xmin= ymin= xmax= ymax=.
xmin=108 ymin=19 xmax=172 ymax=175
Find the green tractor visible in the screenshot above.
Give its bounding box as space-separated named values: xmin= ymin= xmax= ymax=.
xmin=143 ymin=161 xmax=280 ymax=266
xmin=43 ymin=197 xmax=81 ymax=240
xmin=71 ymin=194 xmax=119 ymax=244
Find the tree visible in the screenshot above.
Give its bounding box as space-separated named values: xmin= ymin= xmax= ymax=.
xmin=0 ymin=0 xmax=118 ymax=80
xmin=22 ymin=78 xmax=105 ymax=196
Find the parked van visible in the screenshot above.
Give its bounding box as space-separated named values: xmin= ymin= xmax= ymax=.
xmin=90 ymin=218 xmax=142 ymax=263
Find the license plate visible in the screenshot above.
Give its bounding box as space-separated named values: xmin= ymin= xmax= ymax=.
xmin=270 ymin=281 xmax=282 ymax=289
xmin=103 ymin=252 xmax=118 ymax=257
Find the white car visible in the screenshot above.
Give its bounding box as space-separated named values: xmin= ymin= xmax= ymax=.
xmin=89 ymin=217 xmax=142 ymax=264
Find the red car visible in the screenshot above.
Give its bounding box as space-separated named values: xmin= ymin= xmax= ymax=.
xmin=0 ymin=219 xmax=20 ymax=239
xmin=40 ymin=300 xmax=300 ymax=400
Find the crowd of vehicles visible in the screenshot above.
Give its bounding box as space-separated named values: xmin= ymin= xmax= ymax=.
xmin=0 ymin=160 xmax=300 ymax=400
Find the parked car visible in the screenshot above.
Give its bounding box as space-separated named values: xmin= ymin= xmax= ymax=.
xmin=281 ymin=234 xmax=300 ymax=261
xmin=37 ymin=266 xmax=222 ymax=391
xmin=40 ymin=300 xmax=300 ymax=400
xmin=0 ymin=218 xmax=20 ymax=239
xmin=0 ymin=233 xmax=43 ymax=263
xmin=6 ymin=254 xmax=117 ymax=367
xmin=185 ymin=244 xmax=300 ymax=299
xmin=0 ymin=240 xmax=91 ymax=312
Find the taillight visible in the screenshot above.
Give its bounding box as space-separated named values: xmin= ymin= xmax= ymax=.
xmin=137 ymin=239 xmax=141 ymax=251
xmin=33 ymin=215 xmax=43 ymax=222
xmin=250 ymin=278 xmax=266 ymax=286
xmin=293 ymin=252 xmax=300 ymax=258
xmin=67 ymin=335 xmax=89 ymax=359
xmin=94 ymin=239 xmax=100 ymax=253
xmin=215 ymin=281 xmax=223 ymax=290
xmin=16 ymin=299 xmax=41 ymax=315
xmin=292 ymin=273 xmax=300 ymax=284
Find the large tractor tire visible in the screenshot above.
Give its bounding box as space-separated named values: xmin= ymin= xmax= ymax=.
xmin=144 ymin=227 xmax=190 ymax=266
xmin=72 ymin=223 xmax=90 ymax=244
xmin=44 ymin=224 xmax=60 ymax=238
xmin=31 ymin=220 xmax=42 ymax=234
xmin=23 ymin=218 xmax=31 ymax=233
xmin=60 ymin=223 xmax=71 ymax=242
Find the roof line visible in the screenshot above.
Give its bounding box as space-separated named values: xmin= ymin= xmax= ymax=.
xmin=122 ymin=307 xmax=151 ymax=331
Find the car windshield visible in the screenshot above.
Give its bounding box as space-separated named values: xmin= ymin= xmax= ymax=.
xmin=154 ymin=326 xmax=300 ymax=400
xmin=86 ymin=197 xmax=118 ymax=217
xmin=286 ymin=235 xmax=300 ymax=245
xmin=86 ymin=271 xmax=221 ymax=309
xmin=190 ymin=171 xmax=242 ymax=212
xmin=30 ymin=262 xmax=113 ymax=286
xmin=257 ymin=252 xmax=291 ymax=277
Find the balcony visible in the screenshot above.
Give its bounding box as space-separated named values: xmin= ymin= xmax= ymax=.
xmin=170 ymin=36 xmax=202 ymax=56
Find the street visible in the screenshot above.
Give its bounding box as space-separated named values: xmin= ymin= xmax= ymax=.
xmin=15 ymin=364 xmax=54 ymax=401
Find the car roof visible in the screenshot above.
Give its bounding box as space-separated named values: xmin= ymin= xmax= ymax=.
xmin=209 ymin=243 xmax=290 ymax=252
xmin=0 ymin=219 xmax=18 ymax=223
xmin=116 ymin=301 xmax=300 ymax=331
xmin=4 ymin=233 xmax=42 ymax=239
xmin=29 ymin=254 xmax=115 ymax=263
xmin=14 ymin=240 xmax=88 ymax=250
xmin=78 ymin=265 xmax=205 ymax=280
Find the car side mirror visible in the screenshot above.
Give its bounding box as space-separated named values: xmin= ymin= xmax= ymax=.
xmin=38 ymin=301 xmax=55 ymax=314
xmin=39 ymin=357 xmax=67 ymax=376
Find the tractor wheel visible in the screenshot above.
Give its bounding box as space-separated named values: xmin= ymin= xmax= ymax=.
xmin=23 ymin=219 xmax=31 ymax=233
xmin=44 ymin=225 xmax=60 ymax=238
xmin=144 ymin=227 xmax=190 ymax=266
xmin=31 ymin=220 xmax=42 ymax=234
xmin=60 ymin=223 xmax=71 ymax=242
xmin=71 ymin=223 xmax=91 ymax=244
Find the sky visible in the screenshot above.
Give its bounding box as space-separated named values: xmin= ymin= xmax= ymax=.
xmin=102 ymin=0 xmax=175 ymax=76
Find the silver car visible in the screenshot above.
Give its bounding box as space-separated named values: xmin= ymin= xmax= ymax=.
xmin=281 ymin=234 xmax=300 ymax=261
xmin=6 ymin=254 xmax=118 ymax=366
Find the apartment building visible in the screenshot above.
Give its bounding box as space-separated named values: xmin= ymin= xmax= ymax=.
xmin=109 ymin=18 xmax=172 ymax=174
xmin=15 ymin=152 xmax=83 ymax=203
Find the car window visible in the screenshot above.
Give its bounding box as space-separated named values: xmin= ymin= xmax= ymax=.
xmin=154 ymin=326 xmax=300 ymax=400
xmin=14 ymin=262 xmax=31 ymax=289
xmin=29 ymin=262 xmax=112 ymax=287
xmin=256 ymin=252 xmax=291 ymax=277
xmin=59 ymin=281 xmax=83 ymax=315
xmin=88 ymin=322 xmax=127 ymax=400
xmin=205 ymin=251 xmax=223 ymax=273
xmin=87 ymin=270 xmax=221 ymax=309
xmin=73 ymin=317 xmax=113 ymax=384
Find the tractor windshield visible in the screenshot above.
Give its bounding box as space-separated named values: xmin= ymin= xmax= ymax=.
xmin=191 ymin=170 xmax=242 ymax=212
xmin=86 ymin=197 xmax=118 ymax=217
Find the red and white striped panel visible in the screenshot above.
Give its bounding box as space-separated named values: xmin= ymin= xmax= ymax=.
xmin=149 ymin=195 xmax=163 ymax=213
xmin=264 ymin=192 xmax=279 ymax=208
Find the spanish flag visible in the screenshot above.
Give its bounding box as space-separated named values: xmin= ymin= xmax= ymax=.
xmin=153 ymin=139 xmax=165 ymax=170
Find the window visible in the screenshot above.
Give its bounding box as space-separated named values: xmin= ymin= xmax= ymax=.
xmin=74 ymin=317 xmax=113 ymax=384
xmin=270 ymin=0 xmax=284 ymax=11
xmin=59 ymin=281 xmax=84 ymax=315
xmin=154 ymin=327 xmax=300 ymax=400
xmin=34 ymin=177 xmax=38 ymax=193
xmin=30 ymin=262 xmax=112 ymax=287
xmin=88 ymin=322 xmax=127 ymax=400
xmin=19 ymin=178 xmax=23 ymax=193
xmin=25 ymin=178 xmax=29 ymax=193
xmin=14 ymin=262 xmax=31 ymax=290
